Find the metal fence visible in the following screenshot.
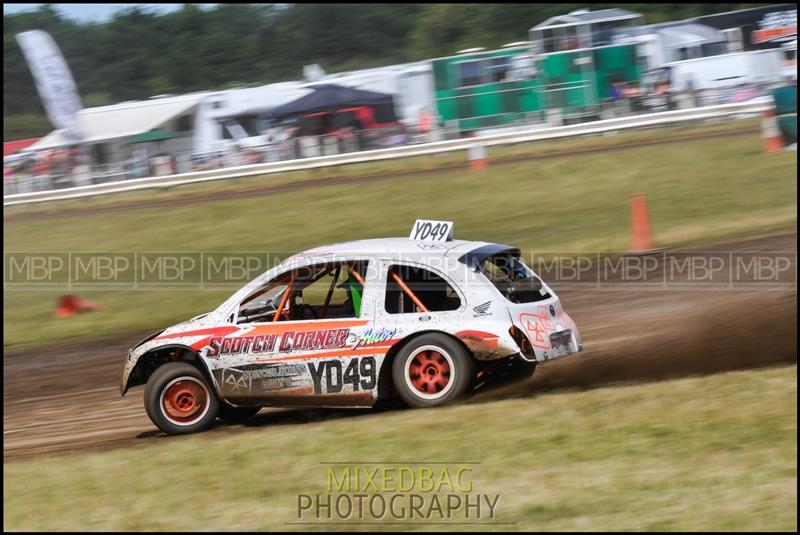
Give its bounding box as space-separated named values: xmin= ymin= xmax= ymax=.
xmin=3 ymin=84 xmax=779 ymax=202
xmin=3 ymin=124 xmax=430 ymax=196
xmin=187 ymin=124 xmax=424 ymax=171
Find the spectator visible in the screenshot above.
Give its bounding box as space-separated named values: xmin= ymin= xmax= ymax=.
xmin=622 ymin=82 xmax=644 ymax=113
xmin=622 ymin=82 xmax=641 ymax=98
xmin=609 ymin=80 xmax=624 ymax=101
xmin=648 ymin=80 xmax=673 ymax=112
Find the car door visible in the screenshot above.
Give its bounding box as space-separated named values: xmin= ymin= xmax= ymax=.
xmin=209 ymin=258 xmax=385 ymax=407
xmin=373 ymin=258 xmax=467 ymax=340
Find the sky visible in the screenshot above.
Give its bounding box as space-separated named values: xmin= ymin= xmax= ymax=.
xmin=3 ymin=4 xmax=217 ymax=22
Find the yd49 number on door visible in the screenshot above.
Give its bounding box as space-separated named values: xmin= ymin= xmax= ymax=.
xmin=307 ymin=356 xmax=377 ymax=395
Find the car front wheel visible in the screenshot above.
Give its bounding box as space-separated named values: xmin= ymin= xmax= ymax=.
xmin=392 ymin=333 xmax=474 ymax=408
xmin=144 ymin=362 xmax=219 ymax=435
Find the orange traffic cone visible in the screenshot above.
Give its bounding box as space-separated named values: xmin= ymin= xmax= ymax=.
xmin=762 ymin=109 xmax=784 ymax=153
xmin=55 ymin=294 xmax=105 ymax=318
xmin=630 ymin=193 xmax=654 ymax=253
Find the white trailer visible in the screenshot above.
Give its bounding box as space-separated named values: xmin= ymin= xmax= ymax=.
xmin=194 ymin=82 xmax=312 ymax=154
xmin=665 ymin=49 xmax=786 ymax=90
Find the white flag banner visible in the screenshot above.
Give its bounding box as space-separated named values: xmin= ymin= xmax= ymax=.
xmin=16 ymin=30 xmax=83 ymax=142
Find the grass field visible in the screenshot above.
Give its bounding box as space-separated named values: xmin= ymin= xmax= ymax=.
xmin=3 ymin=120 xmax=796 ymax=349
xmin=4 ymin=118 xmax=762 ymax=217
xmin=3 ymin=364 xmax=796 ymax=531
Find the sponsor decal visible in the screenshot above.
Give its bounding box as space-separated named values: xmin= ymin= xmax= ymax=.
xmin=350 ymin=327 xmax=398 ymax=350
xmin=279 ymin=328 xmax=350 ymax=353
xmin=519 ymin=306 xmax=553 ymax=350
xmin=207 ymin=328 xmax=350 ymax=358
xmin=752 ymin=10 xmax=796 ymax=44
xmin=208 ymin=334 xmax=278 ymax=357
xmin=472 ymin=301 xmax=491 ymax=317
xmin=222 ymin=368 xmax=252 ymax=394
xmin=249 ymin=364 xmax=306 ymax=378
xmin=219 ymin=363 xmax=306 ymax=394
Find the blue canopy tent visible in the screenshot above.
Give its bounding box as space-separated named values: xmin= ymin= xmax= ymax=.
xmin=265 ymin=84 xmax=398 ymax=127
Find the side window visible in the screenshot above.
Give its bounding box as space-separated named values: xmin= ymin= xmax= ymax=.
xmin=177 ymin=114 xmax=193 ymax=132
xmin=458 ymin=60 xmax=484 ymax=87
xmin=542 ymin=29 xmax=555 ymax=54
xmin=384 ymin=265 xmax=461 ymax=314
xmin=488 ymin=57 xmax=511 ymax=82
xmin=237 ymin=261 xmax=369 ymax=323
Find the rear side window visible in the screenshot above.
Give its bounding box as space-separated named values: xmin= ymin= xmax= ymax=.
xmin=482 ymin=253 xmax=551 ymax=303
xmin=385 ymin=265 xmax=461 ymax=314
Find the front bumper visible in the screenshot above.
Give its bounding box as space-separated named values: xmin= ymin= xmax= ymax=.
xmin=120 ymin=348 xmax=134 ymax=396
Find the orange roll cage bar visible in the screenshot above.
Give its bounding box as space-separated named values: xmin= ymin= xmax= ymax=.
xmin=272 ymin=272 xmax=295 ymax=322
xmin=346 ymin=263 xmax=366 ymax=285
xmin=271 ymin=264 xmax=429 ymax=320
xmin=389 ymin=269 xmax=429 ymax=313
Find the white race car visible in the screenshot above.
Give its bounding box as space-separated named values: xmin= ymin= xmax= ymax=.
xmin=121 ymin=220 xmax=583 ymax=434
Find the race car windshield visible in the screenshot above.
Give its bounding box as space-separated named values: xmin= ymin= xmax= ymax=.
xmin=480 ymin=252 xmax=551 ymax=303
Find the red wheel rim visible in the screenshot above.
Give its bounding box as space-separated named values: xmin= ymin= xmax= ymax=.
xmin=161 ymin=379 xmax=208 ymax=424
xmin=408 ymin=349 xmax=451 ymax=395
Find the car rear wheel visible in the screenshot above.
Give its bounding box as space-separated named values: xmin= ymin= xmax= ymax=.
xmin=144 ymin=362 xmax=219 ymax=435
xmin=392 ymin=333 xmax=474 ymax=408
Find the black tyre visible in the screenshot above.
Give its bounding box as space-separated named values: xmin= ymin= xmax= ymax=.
xmin=392 ymin=333 xmax=474 ymax=408
xmin=144 ymin=362 xmax=219 ymax=435
xmin=218 ymin=403 xmax=261 ymax=423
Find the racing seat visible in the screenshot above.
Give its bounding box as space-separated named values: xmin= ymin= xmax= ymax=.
xmin=337 ymin=273 xmax=363 ymax=318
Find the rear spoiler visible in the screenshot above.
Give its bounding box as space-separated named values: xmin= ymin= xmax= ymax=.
xmin=457 ymin=244 xmax=520 ymax=270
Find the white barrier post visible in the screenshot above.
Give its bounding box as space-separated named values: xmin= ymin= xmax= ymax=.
xmin=323 ymin=135 xmax=339 ymax=156
xmin=300 ymin=136 xmax=321 ymax=158
xmin=468 ymin=144 xmax=488 ymax=170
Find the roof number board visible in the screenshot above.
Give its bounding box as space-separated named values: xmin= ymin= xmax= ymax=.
xmin=410 ymin=220 xmax=454 ymax=242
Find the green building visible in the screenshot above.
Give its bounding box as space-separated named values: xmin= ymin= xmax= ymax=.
xmin=432 ymin=45 xmax=542 ymax=132
xmin=432 ymin=8 xmax=646 ymax=133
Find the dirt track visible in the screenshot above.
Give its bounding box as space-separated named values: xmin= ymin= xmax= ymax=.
xmin=3 ymin=231 xmax=796 ymax=461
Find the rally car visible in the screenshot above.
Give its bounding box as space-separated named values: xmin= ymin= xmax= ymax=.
xmin=121 ymin=220 xmax=583 ymax=435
